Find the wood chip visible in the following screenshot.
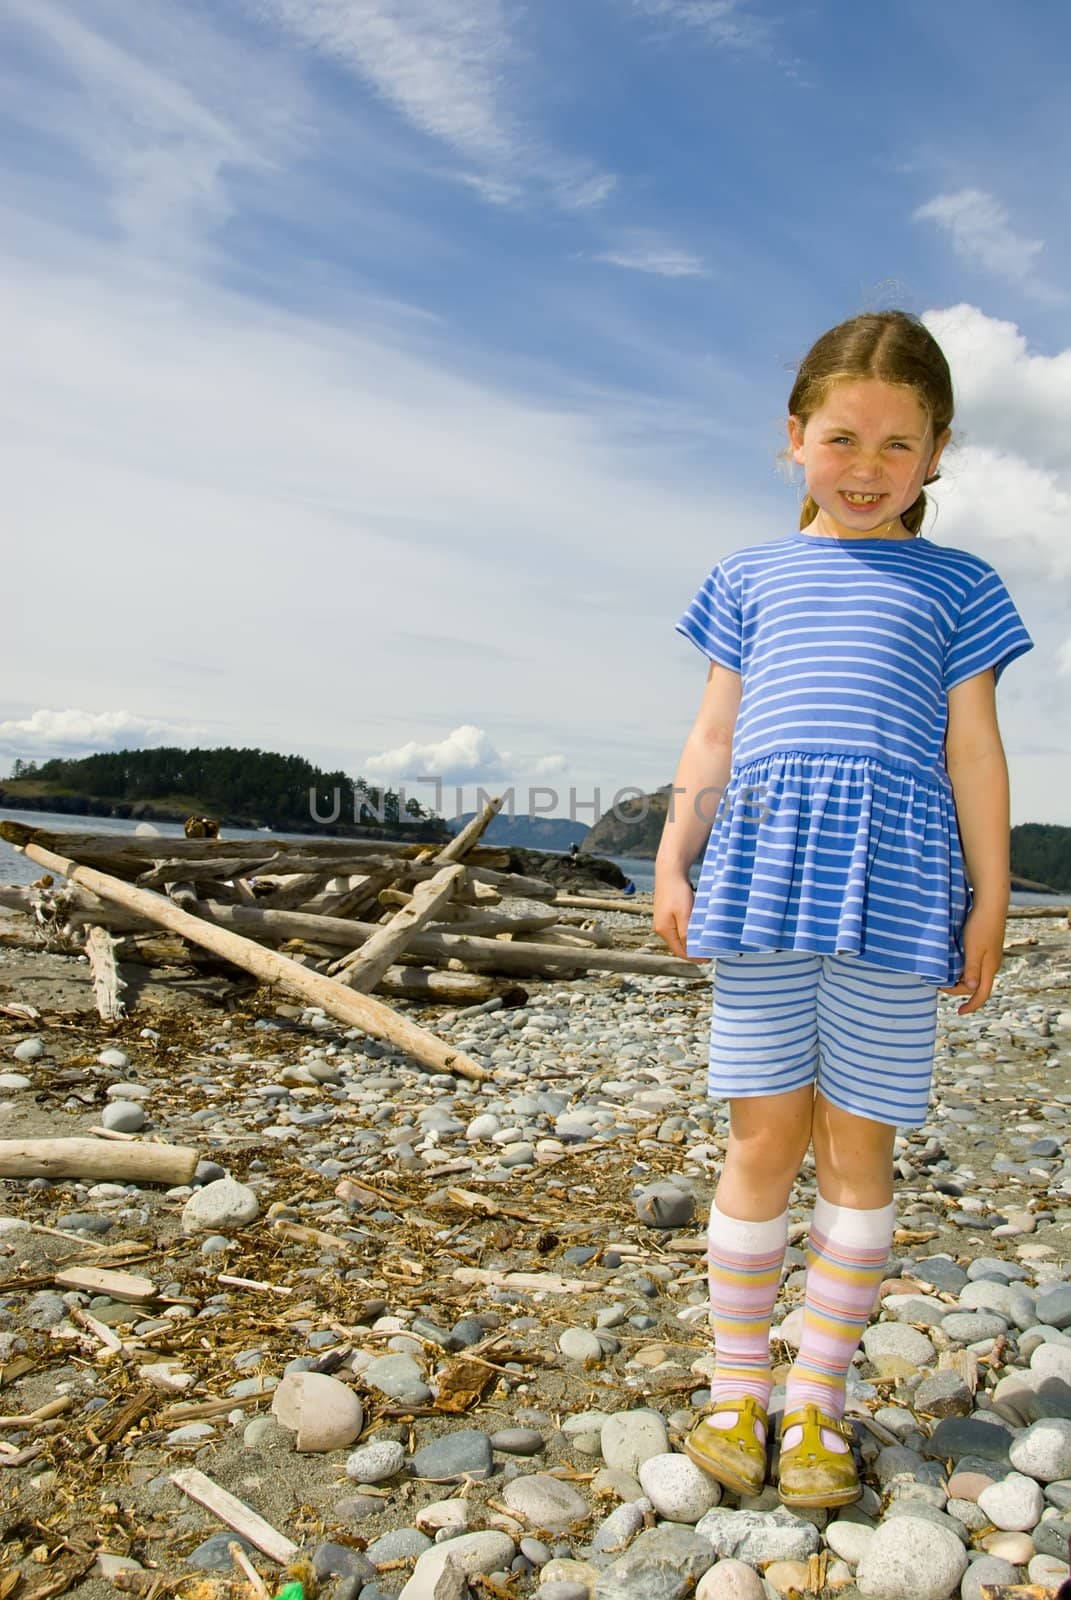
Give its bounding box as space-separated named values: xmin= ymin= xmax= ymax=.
xmin=71 ymin=1306 xmax=124 ymax=1353
xmin=170 ymin=1467 xmax=298 ymax=1564
xmin=9 ymin=1545 xmax=95 ymax=1600
xmin=452 ymin=1267 xmax=602 ymax=1294
xmin=55 ymin=1267 xmax=157 ymax=1303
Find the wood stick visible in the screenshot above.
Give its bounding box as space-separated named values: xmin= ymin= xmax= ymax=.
xmin=553 ymin=892 xmax=654 ymax=915
xmin=85 ymin=924 xmax=128 ymax=1020
xmin=0 ymin=824 xmax=508 ymax=867
xmin=196 ymin=901 xmax=698 ymax=977
xmin=6 ymin=834 xmax=489 ymax=1083
xmin=229 ymin=1544 xmax=269 ymax=1600
xmin=170 ymin=1467 xmax=298 ymax=1564
xmin=55 ymin=1267 xmax=157 ymax=1303
xmin=432 ymin=796 xmax=504 ymax=861
xmin=339 ymin=862 xmax=465 ymax=990
xmin=0 ymin=1137 xmax=199 ymax=1185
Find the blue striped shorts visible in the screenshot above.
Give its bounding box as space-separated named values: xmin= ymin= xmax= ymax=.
xmin=708 ymin=950 xmax=940 ymax=1129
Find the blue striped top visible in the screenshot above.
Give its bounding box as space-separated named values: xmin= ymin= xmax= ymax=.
xmin=674 ymin=527 xmax=1035 ymax=984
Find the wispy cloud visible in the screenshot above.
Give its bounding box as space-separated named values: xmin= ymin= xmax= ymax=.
xmin=626 ymin=0 xmax=769 ymax=52
xmin=249 ymin=0 xmax=615 ymax=208
xmin=590 ymin=241 xmax=709 ymax=278
xmin=0 ymin=709 xmax=207 ymax=762
xmin=1 ymin=0 xmax=306 ymax=258
xmin=914 ymin=189 xmax=1060 ymax=303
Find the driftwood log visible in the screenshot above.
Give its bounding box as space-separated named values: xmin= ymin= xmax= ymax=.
xmin=0 ymin=1137 xmax=199 ymax=1185
xmin=5 ymin=833 xmax=489 ymax=1082
xmin=195 ymin=901 xmax=697 ymax=976
xmin=338 ymin=861 xmax=466 ymax=992
xmin=84 ymin=925 xmax=128 ymax=1020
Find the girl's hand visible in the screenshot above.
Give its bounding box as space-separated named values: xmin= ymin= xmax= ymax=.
xmin=938 ymin=902 xmax=1006 ymax=1015
xmin=653 ymin=869 xmax=704 ymax=961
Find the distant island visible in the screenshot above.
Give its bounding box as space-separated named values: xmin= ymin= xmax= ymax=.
xmin=0 ymin=749 xmax=448 ymax=842
xmin=447 ymin=811 xmax=588 ymax=851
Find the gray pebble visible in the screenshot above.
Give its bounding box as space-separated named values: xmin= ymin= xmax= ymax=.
xmin=490 ymin=1428 xmax=545 ymax=1456
xmin=101 ymin=1100 xmax=146 ymax=1133
xmin=410 ymin=1429 xmax=493 ymax=1482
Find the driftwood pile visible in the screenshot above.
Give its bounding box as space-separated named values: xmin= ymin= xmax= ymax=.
xmin=0 ymin=802 xmax=692 ymax=1085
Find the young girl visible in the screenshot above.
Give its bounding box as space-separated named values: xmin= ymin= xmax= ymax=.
xmin=654 ymin=310 xmax=1034 ymax=1508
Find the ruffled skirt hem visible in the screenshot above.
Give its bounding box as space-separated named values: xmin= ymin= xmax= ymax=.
xmin=685 ymin=752 xmax=967 ymax=987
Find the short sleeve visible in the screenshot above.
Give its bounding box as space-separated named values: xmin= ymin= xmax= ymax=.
xmin=943 ymin=568 xmax=1035 ymax=692
xmin=675 ymin=562 xmax=742 ymax=673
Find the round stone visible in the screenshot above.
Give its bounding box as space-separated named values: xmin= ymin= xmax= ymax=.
xmin=181 ymin=1177 xmax=259 ymax=1233
xmin=960 ymin=1557 xmax=1019 ymax=1600
xmin=941 ymin=1311 xmax=1008 ymax=1343
xmin=490 ymin=1428 xmax=545 ymax=1456
xmin=634 ymin=1184 xmax=695 ymax=1229
xmin=862 ymin=1324 xmax=936 ymax=1375
xmin=977 ymin=1472 xmax=1045 ymax=1532
xmin=1010 ymin=1418 xmax=1071 ymax=1483
xmin=855 ymin=1515 xmax=967 ymax=1599
xmin=1031 ymin=1343 xmax=1071 ymax=1387
xmin=980 ymin=1531 xmax=1035 ymax=1563
xmin=345 ymin=1440 xmax=406 ymax=1482
xmin=13 ymin=1038 xmax=45 ymax=1061
xmin=558 ymin=1329 xmax=602 ymax=1364
xmin=98 ymin=1048 xmax=129 ymax=1069
xmin=0 ymin=1073 xmax=31 ymax=1092
xmin=824 ymin=1520 xmax=875 ymax=1568
xmin=696 ymin=1562 xmax=767 ymax=1600
xmin=1030 ymin=1553 xmax=1071 ymax=1585
xmin=502 ymin=1474 xmax=590 ymax=1532
xmin=694 ymin=1507 xmax=819 ymax=1565
xmin=409 ymin=1429 xmax=492 ymax=1481
xmin=366 ymin=1529 xmax=433 ymax=1564
xmin=101 ymin=1100 xmax=146 ymax=1133
xmin=638 ymin=1452 xmax=722 ymax=1523
xmin=601 ymin=1410 xmax=670 ymax=1475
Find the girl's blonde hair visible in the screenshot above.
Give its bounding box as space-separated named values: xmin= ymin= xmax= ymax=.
xmin=789 ymin=310 xmax=954 ymax=535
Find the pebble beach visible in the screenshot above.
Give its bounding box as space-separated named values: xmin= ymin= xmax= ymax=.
xmin=2 ymin=904 xmax=1071 ymax=1600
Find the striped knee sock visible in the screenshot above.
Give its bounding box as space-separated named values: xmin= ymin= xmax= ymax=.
xmin=707 ymin=1199 xmax=789 ymax=1409
xmin=784 ymin=1194 xmax=896 ymax=1419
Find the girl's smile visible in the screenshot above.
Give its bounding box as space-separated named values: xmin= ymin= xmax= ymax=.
xmin=788 ymin=378 xmax=949 ymax=539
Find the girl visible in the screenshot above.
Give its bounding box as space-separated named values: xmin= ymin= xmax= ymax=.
xmin=654 ymin=310 xmax=1034 ymax=1508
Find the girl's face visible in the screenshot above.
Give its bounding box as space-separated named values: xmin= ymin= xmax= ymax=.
xmin=787 ymin=378 xmax=950 ymax=538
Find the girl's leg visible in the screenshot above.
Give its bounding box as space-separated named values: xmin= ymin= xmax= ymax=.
xmin=688 ymin=1087 xmax=814 ymax=1489
xmin=783 ymin=1093 xmax=896 ymax=1452
xmin=708 ymin=1086 xmax=814 ymax=1427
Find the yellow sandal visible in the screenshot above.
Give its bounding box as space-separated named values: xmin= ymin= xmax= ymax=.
xmin=683 ymin=1395 xmax=769 ymax=1497
xmin=776 ymin=1404 xmax=861 ymax=1508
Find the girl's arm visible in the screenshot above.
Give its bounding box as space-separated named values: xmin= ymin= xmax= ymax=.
xmin=654 ymin=663 xmax=742 ymax=958
xmin=942 ymin=668 xmax=1010 ymax=1014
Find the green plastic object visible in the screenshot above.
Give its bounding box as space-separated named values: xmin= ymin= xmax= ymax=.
xmin=273 ymin=1585 xmax=305 ymax=1600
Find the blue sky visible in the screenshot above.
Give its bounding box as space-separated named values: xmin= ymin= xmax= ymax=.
xmin=1 ymin=0 xmax=1068 ymax=825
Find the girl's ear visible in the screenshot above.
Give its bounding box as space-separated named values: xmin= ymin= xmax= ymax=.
xmin=927 ymin=425 xmax=952 ymax=480
xmin=787 ymin=414 xmax=806 ymax=463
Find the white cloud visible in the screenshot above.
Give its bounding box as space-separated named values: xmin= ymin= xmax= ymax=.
xmin=590 ymin=241 xmax=708 ymax=278
xmin=0 ymin=708 xmax=206 ymax=762
xmin=365 ymin=725 xmax=509 ymax=783
xmin=923 ymin=304 xmax=1071 ymax=472
xmin=627 ymin=0 xmax=766 ymax=50
xmin=2 ymin=0 xmax=305 ymax=257
xmin=250 ymin=0 xmax=615 ymax=209
xmin=918 ymin=305 xmax=1071 ymax=580
xmin=914 ymin=190 xmax=1059 ymax=302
